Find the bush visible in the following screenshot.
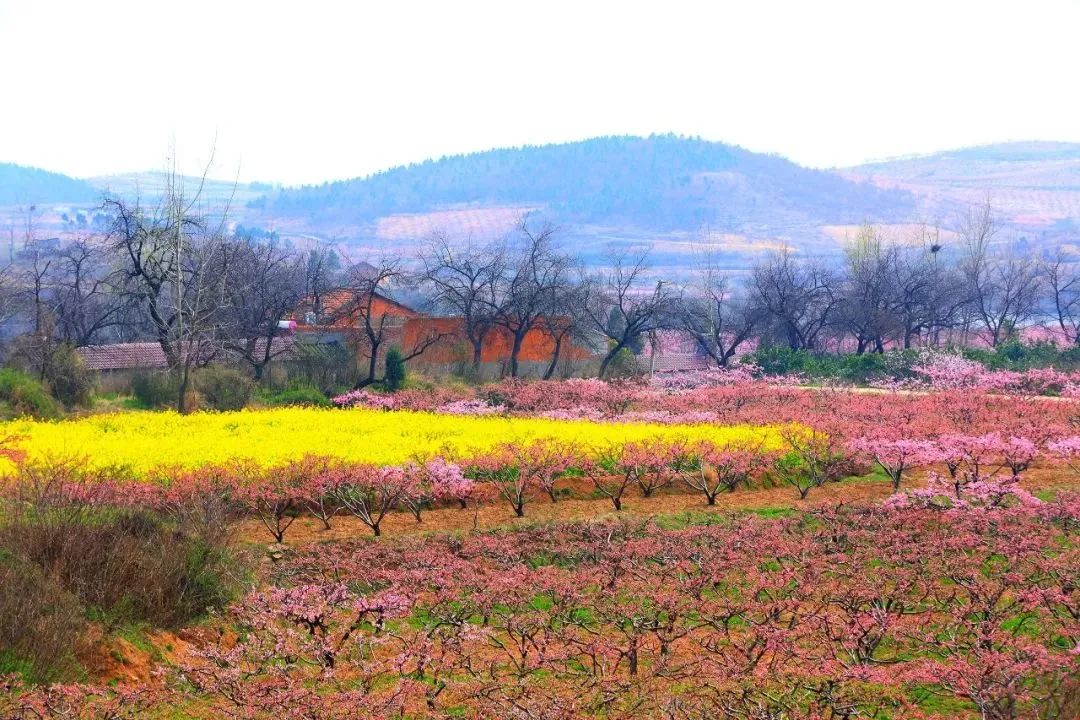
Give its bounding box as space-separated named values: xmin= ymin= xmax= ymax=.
xmin=0 ymin=466 xmax=241 ymax=632
xmin=0 ymin=551 xmax=84 ymax=682
xmin=964 ymin=339 xmax=1079 ymax=371
xmin=258 ymin=385 xmax=331 ymax=407
xmin=0 ymin=369 xmax=61 ymax=419
xmin=198 ymin=366 xmax=255 ymax=411
xmin=42 ymin=343 xmax=94 ymax=407
xmin=604 ymin=347 xmax=643 ymax=379
xmin=746 ymin=346 xmax=812 ymax=376
xmin=282 ymin=341 xmax=357 ymax=394
xmin=384 ymin=347 xmax=407 ymax=392
xmin=130 ymin=371 xmax=179 ymax=409
xmin=746 ymin=346 xmax=907 ymax=384
xmin=835 ymin=352 xmax=888 ymax=384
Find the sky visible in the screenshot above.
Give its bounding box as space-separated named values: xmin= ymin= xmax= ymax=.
xmin=0 ymin=0 xmax=1078 ymax=186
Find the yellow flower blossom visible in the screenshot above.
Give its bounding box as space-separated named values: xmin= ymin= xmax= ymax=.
xmin=0 ymin=408 xmax=791 ymax=477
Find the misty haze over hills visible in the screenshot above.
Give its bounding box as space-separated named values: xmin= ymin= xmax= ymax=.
xmin=0 ymin=163 xmax=99 ymax=206
xmin=843 ymin=141 xmax=1080 ymax=236
xmin=3 ymin=136 xmax=1079 ymax=270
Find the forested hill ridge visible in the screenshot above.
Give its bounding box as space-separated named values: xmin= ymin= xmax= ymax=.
xmin=0 ymin=163 xmax=99 ymax=207
xmin=248 ymin=135 xmax=916 ymax=236
xmin=6 ymin=137 xmax=1080 ymax=268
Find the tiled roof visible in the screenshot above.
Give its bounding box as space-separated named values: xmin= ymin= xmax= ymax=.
xmin=77 ymin=342 xmax=169 ymax=371
xmin=77 ymin=338 xmax=297 ymax=371
xmin=639 ymin=353 xmax=713 ymax=373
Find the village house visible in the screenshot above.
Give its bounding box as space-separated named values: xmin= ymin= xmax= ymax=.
xmin=77 ymin=337 xmax=296 ymax=391
xmin=292 ymin=289 xmax=598 ymax=380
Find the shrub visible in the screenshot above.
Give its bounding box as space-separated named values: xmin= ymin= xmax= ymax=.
xmin=0 ymin=470 xmax=240 ymax=630
xmin=384 ymin=347 xmax=407 ymax=392
xmin=258 ymin=385 xmax=330 ymax=407
xmin=282 ymin=341 xmax=357 ymax=394
xmin=130 ymin=371 xmax=179 ymax=409
xmin=42 ymin=342 xmax=94 ymax=407
xmin=747 ymin=345 xmax=812 ymax=376
xmin=836 ymin=352 xmax=888 ymax=384
xmin=0 ymin=551 xmax=84 ymax=682
xmin=604 ymin=347 xmax=643 ymax=379
xmin=198 ymin=366 xmax=255 ymax=411
xmin=0 ymin=368 xmax=61 ymax=419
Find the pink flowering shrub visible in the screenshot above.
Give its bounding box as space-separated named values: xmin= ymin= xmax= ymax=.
xmin=329 ymin=464 xmax=418 ymax=537
xmin=424 ymin=457 xmax=477 ymax=509
xmin=886 ymin=471 xmax=1044 ymax=512
xmin=906 ymin=350 xmax=1077 ymax=396
xmin=466 ymin=441 xmax=581 ymax=516
xmin=847 ymin=436 xmax=940 ymax=489
xmin=482 ymin=377 xmax=641 ymax=416
xmin=681 ymin=440 xmax=775 ymax=504
xmin=435 ymin=398 xmax=505 ymax=416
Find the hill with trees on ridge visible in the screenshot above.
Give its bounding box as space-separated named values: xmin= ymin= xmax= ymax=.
xmin=8 ymin=137 xmax=1080 ymax=268
xmin=247 ymin=135 xmax=918 ymax=252
xmin=0 ymin=163 xmax=99 ymax=207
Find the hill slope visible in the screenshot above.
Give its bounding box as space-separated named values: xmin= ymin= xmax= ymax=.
xmin=843 ymin=141 xmax=1080 ymax=233
xmin=86 ymin=172 xmax=271 ymax=209
xmin=0 ymin=163 xmax=99 ymax=207
xmin=249 ymin=135 xmax=917 ymax=259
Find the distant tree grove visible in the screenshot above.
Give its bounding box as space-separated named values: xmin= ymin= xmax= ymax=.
xmin=0 ymin=172 xmax=1076 ymax=413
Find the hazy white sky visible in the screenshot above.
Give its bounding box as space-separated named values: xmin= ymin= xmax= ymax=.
xmin=1 ymin=0 xmax=1078 ymax=185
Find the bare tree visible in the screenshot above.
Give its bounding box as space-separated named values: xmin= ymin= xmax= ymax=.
xmin=1043 ymin=248 xmax=1080 ymax=346
xmin=536 ymin=279 xmax=587 ymax=380
xmin=420 ymin=232 xmax=502 ymax=377
xmin=9 ymin=211 xmax=60 ymax=382
xmin=107 ymin=165 xmax=237 ymax=412
xmin=883 ymin=225 xmax=973 ymax=348
xmin=582 ymin=248 xmax=675 ymax=378
xmin=675 ymin=280 xmax=758 ymax=368
xmin=0 ymin=260 xmax=18 ymax=331
xmin=337 ymin=259 xmax=448 ymax=389
xmin=303 ymin=241 xmax=340 ymax=323
xmin=750 ymin=248 xmax=839 ymax=351
xmin=49 ymin=238 xmax=127 ymax=347
xmin=958 ymin=199 xmax=1041 ymax=346
xmin=19 ymin=239 xmax=53 ymax=337
xmin=672 ymin=237 xmax=759 ymax=367
xmin=490 ymin=221 xmax=574 ymax=378
xmin=836 ymin=224 xmax=898 ymax=354
xmin=223 ymin=235 xmax=305 ymax=380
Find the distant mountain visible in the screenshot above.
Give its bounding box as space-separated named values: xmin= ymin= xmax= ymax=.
xmin=8 ymin=137 xmax=1079 ymax=272
xmin=248 ymin=135 xmax=917 ymax=263
xmin=843 ymin=141 xmax=1080 ymax=234
xmin=0 ymin=163 xmax=99 ymax=206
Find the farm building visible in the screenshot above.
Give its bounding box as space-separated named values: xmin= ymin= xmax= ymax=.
xmin=77 ymin=338 xmax=296 ymax=391
xmin=292 ymin=289 xmax=599 ymax=379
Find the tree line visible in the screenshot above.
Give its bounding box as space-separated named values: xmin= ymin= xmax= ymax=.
xmin=0 ymin=181 xmax=1076 ymax=412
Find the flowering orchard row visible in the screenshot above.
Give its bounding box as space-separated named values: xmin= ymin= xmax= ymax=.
xmin=6 ymin=499 xmax=1078 ymax=719
xmin=330 ymin=371 xmax=1079 ymax=443
xmin=334 ymin=352 xmax=1080 ymax=419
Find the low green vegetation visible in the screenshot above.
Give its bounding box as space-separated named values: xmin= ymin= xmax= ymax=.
xmin=746 ymin=339 xmax=1080 ymax=382
xmin=0 ymin=368 xmax=62 ymax=420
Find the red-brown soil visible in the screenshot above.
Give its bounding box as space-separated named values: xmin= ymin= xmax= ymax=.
xmin=230 ymin=464 xmax=1079 ymax=547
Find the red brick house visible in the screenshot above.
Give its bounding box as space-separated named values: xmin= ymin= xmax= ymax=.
xmin=292 ymin=289 xmax=596 ymax=378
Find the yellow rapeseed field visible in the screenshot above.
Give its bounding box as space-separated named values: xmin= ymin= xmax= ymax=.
xmin=0 ymin=407 xmax=790 ymax=476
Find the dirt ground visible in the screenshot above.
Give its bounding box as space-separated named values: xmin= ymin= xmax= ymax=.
xmin=230 ymin=465 xmax=1080 ymax=547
